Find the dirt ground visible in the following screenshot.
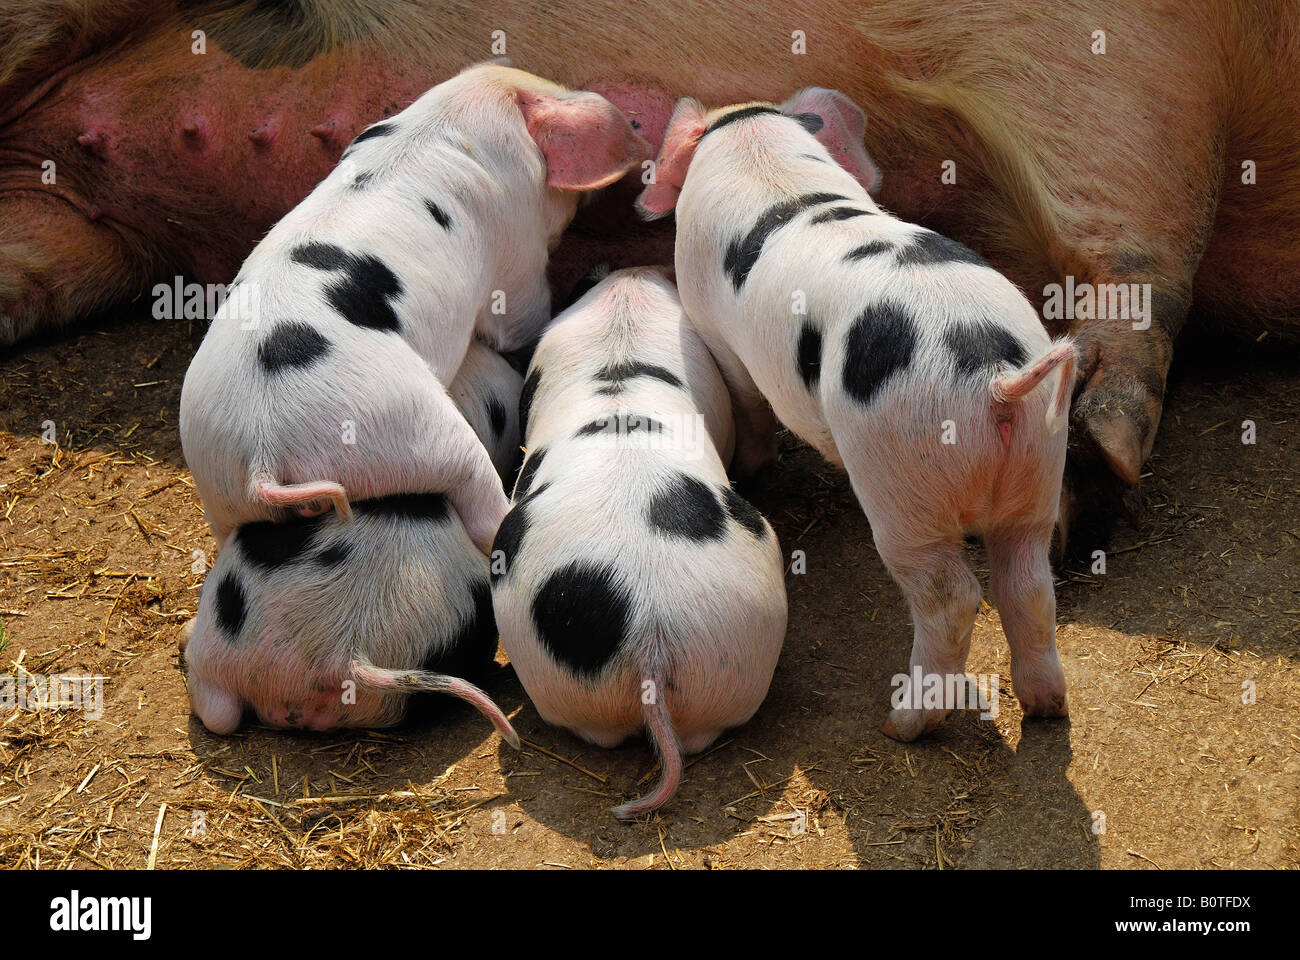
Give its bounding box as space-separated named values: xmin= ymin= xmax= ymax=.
xmin=1 ymin=303 xmax=1296 ymax=870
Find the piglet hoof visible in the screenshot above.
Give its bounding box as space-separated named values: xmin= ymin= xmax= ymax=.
xmin=881 ymin=706 xmax=948 ymax=743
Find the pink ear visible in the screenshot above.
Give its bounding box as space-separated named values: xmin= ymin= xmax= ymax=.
xmin=782 ymin=87 xmax=881 ymax=194
xmin=635 ymin=98 xmax=706 ymax=220
xmin=518 ymin=91 xmax=652 ymax=191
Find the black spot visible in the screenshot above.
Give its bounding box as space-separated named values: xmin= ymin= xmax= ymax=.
xmin=531 ymin=561 xmax=632 ymax=678
xmin=424 ymin=580 xmax=497 ymax=678
xmin=257 ymin=321 xmax=332 ymax=374
xmin=629 ymin=118 xmax=642 ymax=130
xmin=352 ymin=493 xmax=450 ymax=523
xmin=842 ymin=301 xmax=920 ymax=406
xmin=594 ymin=361 xmax=684 ymax=395
xmin=790 ymin=112 xmax=824 ymax=134
xmin=351 ymin=170 xmax=376 ymax=190
xmin=213 ymin=572 xmax=247 ymax=639
xmin=723 ymin=192 xmax=848 ymax=290
xmin=486 ymin=396 xmax=507 ymax=438
xmin=351 ymin=122 xmax=396 ymax=147
xmin=514 ymin=447 xmax=546 ymax=499
xmin=491 ymin=497 xmax=535 ymax=584
xmin=315 ymin=542 xmax=352 ymax=567
xmin=942 ymin=321 xmax=1028 ymax=377
xmin=237 ymin=517 xmax=325 ymax=570
xmin=290 ymin=241 xmax=404 ymax=332
xmin=797 ymin=321 xmax=823 ymax=389
xmin=646 ymin=473 xmax=726 ymax=541
xmin=722 ymin=487 xmax=768 ymax=539
xmin=844 ymin=240 xmax=895 ymax=261
xmin=703 ymin=105 xmax=782 ymax=137
xmin=575 ymin=413 xmax=665 ymax=438
xmin=518 ymin=368 xmax=541 ymax=438
xmin=895 ymin=230 xmax=988 ymax=268
xmin=424 ymin=199 xmax=452 ymax=229
xmin=810 ymin=206 xmax=874 ymax=224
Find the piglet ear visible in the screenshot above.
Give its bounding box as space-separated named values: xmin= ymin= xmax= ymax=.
xmin=518 ymin=90 xmax=651 ymax=191
xmin=782 ymin=87 xmax=881 ymax=195
xmin=635 ymin=98 xmax=707 ymax=220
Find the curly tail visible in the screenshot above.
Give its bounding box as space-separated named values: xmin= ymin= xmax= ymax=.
xmin=254 ymin=477 xmax=352 ymax=520
xmin=350 ymin=660 xmax=520 ymax=749
xmin=990 ymin=340 xmax=1075 ymax=435
xmin=611 ymin=674 xmax=683 ymax=820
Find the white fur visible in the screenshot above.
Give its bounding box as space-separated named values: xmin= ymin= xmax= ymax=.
xmin=179 ymin=65 xmax=613 ymax=553
xmin=182 ymin=341 xmax=522 ymax=735
xmin=491 ymin=267 xmax=787 ymax=814
xmin=665 ymin=100 xmax=1072 ymax=740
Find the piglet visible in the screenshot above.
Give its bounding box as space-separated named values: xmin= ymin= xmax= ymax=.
xmin=181 ymin=342 xmax=523 ymax=742
xmin=491 ymin=267 xmax=788 ymax=819
xmin=638 ymin=90 xmax=1075 ymax=741
xmin=179 ymin=63 xmax=649 ymax=552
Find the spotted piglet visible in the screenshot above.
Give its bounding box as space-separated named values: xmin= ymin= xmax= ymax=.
xmin=639 ymin=90 xmax=1076 ymax=741
xmin=491 ymin=267 xmax=788 ymax=819
xmin=180 ymin=63 xmax=649 ymax=552
xmin=180 ymin=342 xmax=522 ymax=740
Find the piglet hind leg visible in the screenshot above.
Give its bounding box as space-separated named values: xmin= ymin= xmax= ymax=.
xmin=875 ymin=535 xmax=983 ymax=743
xmin=704 ymin=336 xmax=779 ymax=477
xmin=985 ymin=524 xmax=1069 ymax=719
xmin=415 ymin=384 xmax=512 ymax=555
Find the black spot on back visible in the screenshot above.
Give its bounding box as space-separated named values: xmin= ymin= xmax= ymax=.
xmin=790 ymin=112 xmax=824 ymax=134
xmin=943 ymin=321 xmax=1028 ymax=377
xmin=351 ymin=170 xmax=376 ymax=190
xmin=724 ymin=192 xmax=849 ymax=290
xmin=531 ymin=561 xmax=632 ymax=678
xmin=257 ymin=321 xmax=332 ymax=374
xmin=350 ymin=122 xmax=396 ymax=147
xmin=353 ymin=493 xmax=450 ymax=523
xmin=844 ymin=240 xmax=895 ymax=261
xmin=236 ymin=517 xmax=325 ymax=570
xmin=703 ymin=105 xmax=782 ymax=137
xmin=424 ymin=199 xmax=452 ymax=229
xmin=895 ymin=230 xmax=988 ymax=268
xmin=574 ymin=413 xmax=665 ymax=438
xmin=491 ymin=500 xmax=532 ymax=584
xmin=486 ymin=396 xmax=508 ymax=438
xmin=797 ymin=321 xmax=823 ymax=389
xmin=842 ymin=301 xmax=920 ymax=406
xmin=290 ymin=241 xmax=404 ymax=332
xmin=646 ymin=473 xmax=726 ymax=541
xmin=810 ymin=206 xmax=874 ymax=224
xmin=518 ymin=368 xmax=541 ymax=439
xmin=514 ymin=447 xmax=546 ymax=500
xmin=213 ymin=572 xmax=247 ymax=640
xmin=594 ymin=361 xmax=684 ymax=395
xmin=722 ymin=487 xmax=769 ymax=539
